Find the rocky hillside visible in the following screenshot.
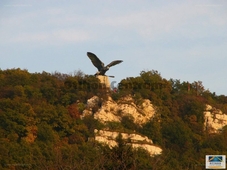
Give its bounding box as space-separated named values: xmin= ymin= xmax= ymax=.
xmin=82 ymin=95 xmax=161 ymax=156
xmin=82 ymin=95 xmax=156 ymax=125
xmin=1 ymin=69 xmax=227 ymax=169
xmin=82 ymin=95 xmax=227 ymax=157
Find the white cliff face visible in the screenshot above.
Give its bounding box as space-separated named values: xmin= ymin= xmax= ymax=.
xmin=82 ymin=96 xmax=161 ymax=156
xmin=131 ymin=144 xmax=162 ymax=156
xmin=94 ymin=129 xmax=162 ymax=156
xmin=204 ymin=104 xmax=227 ymax=133
xmin=118 ymin=98 xmax=156 ymax=125
xmin=87 ymin=96 xmax=100 ymax=108
xmin=94 ymin=98 xmax=121 ymax=123
xmin=83 ymin=96 xmax=156 ymax=125
xmin=80 ymin=96 xmax=100 ymax=118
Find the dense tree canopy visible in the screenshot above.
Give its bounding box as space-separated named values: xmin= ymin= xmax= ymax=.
xmin=0 ymin=68 xmax=226 ymax=169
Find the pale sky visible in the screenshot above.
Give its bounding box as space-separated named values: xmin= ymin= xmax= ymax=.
xmin=0 ymin=0 xmax=227 ymax=95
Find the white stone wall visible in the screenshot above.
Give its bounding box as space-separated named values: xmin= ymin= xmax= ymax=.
xmin=97 ymin=75 xmax=110 ymax=88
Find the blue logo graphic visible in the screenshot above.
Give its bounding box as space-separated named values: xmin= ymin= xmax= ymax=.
xmin=209 ymin=156 xmax=223 ymax=162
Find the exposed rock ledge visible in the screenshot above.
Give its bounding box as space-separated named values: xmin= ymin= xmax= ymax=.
xmin=82 ymin=96 xmax=162 ymax=156
xmin=82 ymin=96 xmax=156 ymax=125
xmin=204 ymin=104 xmax=227 ymax=133
xmin=94 ymin=129 xmax=162 ymax=156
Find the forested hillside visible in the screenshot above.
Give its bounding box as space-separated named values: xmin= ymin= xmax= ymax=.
xmin=0 ymin=68 xmax=227 ymax=170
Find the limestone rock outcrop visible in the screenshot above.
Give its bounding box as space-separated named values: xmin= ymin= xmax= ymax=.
xmin=82 ymin=95 xmax=156 ymax=125
xmin=81 ymin=95 xmax=160 ymax=156
xmin=204 ymin=104 xmax=227 ymax=133
xmin=94 ymin=129 xmax=162 ymax=156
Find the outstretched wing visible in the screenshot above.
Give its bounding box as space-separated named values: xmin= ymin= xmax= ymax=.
xmin=87 ymin=52 xmax=104 ymax=71
xmin=107 ymin=60 xmax=123 ymax=68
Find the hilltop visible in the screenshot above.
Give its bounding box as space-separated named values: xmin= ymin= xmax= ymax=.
xmin=0 ymin=68 xmax=227 ymax=170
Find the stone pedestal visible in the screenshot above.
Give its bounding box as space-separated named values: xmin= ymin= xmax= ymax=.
xmin=96 ymin=75 xmax=110 ymax=89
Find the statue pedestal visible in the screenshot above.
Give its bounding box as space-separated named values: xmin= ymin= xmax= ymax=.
xmin=96 ymin=75 xmax=110 ymax=89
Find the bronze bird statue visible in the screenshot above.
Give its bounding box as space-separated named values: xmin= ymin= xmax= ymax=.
xmin=87 ymin=52 xmax=123 ymax=77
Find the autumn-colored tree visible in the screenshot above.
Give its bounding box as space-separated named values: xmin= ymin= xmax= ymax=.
xmin=0 ymin=68 xmax=227 ymax=169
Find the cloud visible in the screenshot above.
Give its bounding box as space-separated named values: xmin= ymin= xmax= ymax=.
xmin=5 ymin=30 xmax=93 ymax=46
xmin=52 ymin=29 xmax=93 ymax=43
xmin=70 ymin=1 xmax=227 ymax=46
xmin=1 ymin=0 xmax=226 ymax=46
xmin=9 ymin=33 xmax=48 ymax=43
